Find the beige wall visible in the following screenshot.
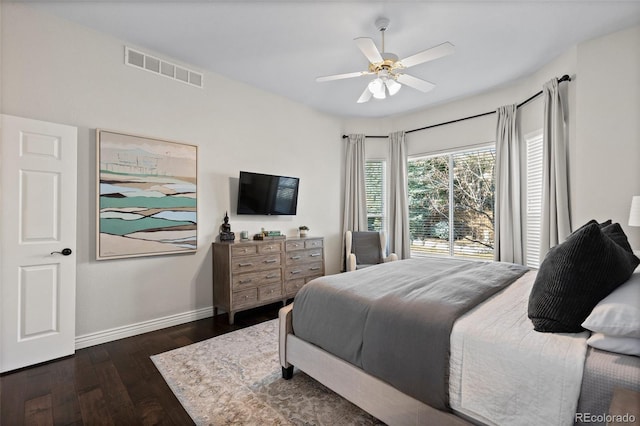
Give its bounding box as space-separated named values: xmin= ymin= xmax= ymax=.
xmin=573 ymin=25 xmax=640 ymax=248
xmin=1 ymin=4 xmax=343 ymax=338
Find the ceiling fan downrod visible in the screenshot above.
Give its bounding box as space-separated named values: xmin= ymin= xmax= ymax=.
xmin=376 ymin=17 xmax=390 ymax=54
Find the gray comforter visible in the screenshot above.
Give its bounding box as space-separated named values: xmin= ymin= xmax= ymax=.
xmin=292 ymin=257 xmax=528 ymax=411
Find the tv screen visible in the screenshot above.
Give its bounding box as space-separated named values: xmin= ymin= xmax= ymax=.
xmin=237 ymin=171 xmax=299 ymax=215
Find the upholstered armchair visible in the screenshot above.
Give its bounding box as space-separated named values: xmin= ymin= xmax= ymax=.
xmin=345 ymin=231 xmax=398 ymax=272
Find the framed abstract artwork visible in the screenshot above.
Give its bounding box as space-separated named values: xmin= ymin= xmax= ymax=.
xmin=96 ymin=130 xmax=197 ymax=260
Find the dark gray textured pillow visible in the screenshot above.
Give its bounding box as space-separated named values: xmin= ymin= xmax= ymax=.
xmin=601 ymin=223 xmax=634 ymax=253
xmin=571 ymin=219 xmax=611 ymax=235
xmin=528 ymin=222 xmax=640 ymax=333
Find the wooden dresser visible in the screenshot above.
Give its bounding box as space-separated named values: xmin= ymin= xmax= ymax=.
xmin=212 ymin=237 xmax=324 ymax=324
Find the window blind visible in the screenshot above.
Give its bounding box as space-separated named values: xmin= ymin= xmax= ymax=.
xmin=365 ymin=161 xmax=385 ymax=232
xmin=526 ymin=132 xmax=544 ymax=268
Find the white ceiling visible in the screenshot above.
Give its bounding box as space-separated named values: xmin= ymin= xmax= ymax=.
xmin=27 ymin=1 xmax=640 ymax=118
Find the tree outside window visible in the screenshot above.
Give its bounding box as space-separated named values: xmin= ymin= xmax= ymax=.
xmin=408 ymin=147 xmax=495 ymax=259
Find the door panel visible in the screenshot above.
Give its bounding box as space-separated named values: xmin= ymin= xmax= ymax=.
xmin=20 ymin=264 xmax=59 ymax=339
xmin=1 ymin=114 xmax=77 ymax=372
xmin=21 ymin=170 xmax=61 ymax=242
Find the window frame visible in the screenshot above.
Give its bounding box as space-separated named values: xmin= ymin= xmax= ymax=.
xmin=408 ymin=142 xmax=496 ymax=259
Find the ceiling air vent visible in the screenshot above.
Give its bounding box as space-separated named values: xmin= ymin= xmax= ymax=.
xmin=124 ymin=46 xmax=203 ymax=89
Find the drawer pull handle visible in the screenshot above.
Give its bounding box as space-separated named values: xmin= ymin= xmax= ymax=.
xmin=266 ymin=274 xmax=278 ymax=279
xmin=290 ymin=270 xmax=302 ymax=275
xmin=264 ymin=259 xmax=277 ymax=264
xmin=239 ymin=279 xmax=252 ymax=284
xmin=310 ymin=253 xmax=321 ymax=257
xmin=310 ymin=267 xmax=320 ymax=271
xmin=239 ymin=262 xmax=253 ymax=267
xmin=243 ymin=295 xmax=249 ymax=300
xmin=290 ymin=255 xmax=301 ymax=260
xmin=266 ymin=246 xmax=273 ymax=250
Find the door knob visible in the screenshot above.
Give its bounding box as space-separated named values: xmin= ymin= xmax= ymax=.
xmin=51 ymin=248 xmax=72 ymax=256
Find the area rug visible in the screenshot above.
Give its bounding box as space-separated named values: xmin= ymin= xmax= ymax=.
xmin=151 ymin=319 xmax=383 ymax=425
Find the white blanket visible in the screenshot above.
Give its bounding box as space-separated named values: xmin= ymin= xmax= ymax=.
xmin=449 ymin=270 xmax=589 ymax=426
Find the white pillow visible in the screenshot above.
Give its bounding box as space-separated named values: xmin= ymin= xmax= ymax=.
xmin=587 ymin=333 xmax=640 ymax=357
xmin=582 ymin=271 xmax=640 ymax=338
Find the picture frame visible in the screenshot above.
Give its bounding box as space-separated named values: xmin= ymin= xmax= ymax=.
xmin=96 ymin=129 xmax=197 ymax=260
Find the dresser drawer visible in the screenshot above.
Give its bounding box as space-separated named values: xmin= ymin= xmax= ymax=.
xmin=285 ymin=249 xmax=324 ymax=266
xmin=258 ymin=241 xmax=283 ymax=254
xmin=306 ymin=249 xmax=323 ymax=261
xmin=285 ymin=240 xmax=305 ymax=251
xmin=231 ymin=245 xmax=258 ymax=257
xmin=232 ymin=269 xmax=282 ymax=291
xmin=285 ymin=278 xmax=305 ymax=295
xmin=305 ymin=239 xmax=323 ymax=249
xmin=232 ymin=288 xmax=258 ymax=309
xmin=258 ymin=283 xmax=282 ymax=301
xmin=285 ymin=261 xmax=324 ymax=280
xmin=231 ymin=254 xmax=281 ymax=273
xmin=285 ymin=252 xmax=305 ymax=266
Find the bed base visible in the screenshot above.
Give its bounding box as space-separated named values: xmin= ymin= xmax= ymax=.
xmin=278 ymin=305 xmax=472 ymax=426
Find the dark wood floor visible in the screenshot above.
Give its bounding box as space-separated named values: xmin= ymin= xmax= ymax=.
xmin=0 ymin=303 xmax=281 ymax=425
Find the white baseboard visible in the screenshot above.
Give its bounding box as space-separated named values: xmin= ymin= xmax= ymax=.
xmin=74 ymin=306 xmax=214 ymax=350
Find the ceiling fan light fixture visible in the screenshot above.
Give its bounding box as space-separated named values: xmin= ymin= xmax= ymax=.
xmin=368 ymin=78 xmax=386 ymax=98
xmin=373 ymin=90 xmax=386 ymax=100
xmin=385 ymin=78 xmax=401 ymax=96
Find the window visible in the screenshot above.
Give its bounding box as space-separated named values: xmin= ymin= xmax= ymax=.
xmin=408 ymin=147 xmax=495 ymax=259
xmin=365 ymin=160 xmax=385 ymax=232
xmin=525 ymin=131 xmax=543 ymax=268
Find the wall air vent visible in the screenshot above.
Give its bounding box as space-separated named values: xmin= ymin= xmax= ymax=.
xmin=124 ymin=46 xmax=203 ymax=89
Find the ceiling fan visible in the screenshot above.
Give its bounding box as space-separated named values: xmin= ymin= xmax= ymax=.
xmin=316 ymin=17 xmax=454 ymax=103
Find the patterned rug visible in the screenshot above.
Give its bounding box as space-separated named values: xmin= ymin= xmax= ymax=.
xmin=151 ymin=319 xmax=383 ymax=425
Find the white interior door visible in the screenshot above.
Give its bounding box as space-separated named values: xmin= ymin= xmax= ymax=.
xmin=1 ymin=114 xmax=78 ymax=373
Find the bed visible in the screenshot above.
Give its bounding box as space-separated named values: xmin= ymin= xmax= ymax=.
xmin=278 ymin=223 xmax=640 ymax=426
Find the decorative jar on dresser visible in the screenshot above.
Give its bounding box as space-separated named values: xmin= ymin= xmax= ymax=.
xmin=212 ymin=237 xmax=324 ymax=324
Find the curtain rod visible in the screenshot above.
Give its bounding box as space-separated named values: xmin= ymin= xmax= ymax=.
xmin=342 ymin=74 xmax=571 ymax=139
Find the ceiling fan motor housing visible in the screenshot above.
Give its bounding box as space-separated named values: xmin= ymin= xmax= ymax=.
xmin=369 ymin=53 xmax=401 ymax=74
xmin=375 ymin=17 xmax=390 ymax=32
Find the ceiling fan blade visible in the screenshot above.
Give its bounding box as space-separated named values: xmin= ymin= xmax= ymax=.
xmin=398 ymin=42 xmax=455 ymax=69
xmin=397 ymin=74 xmax=436 ymax=93
xmin=357 ymin=87 xmax=373 ymax=103
xmin=316 ymin=71 xmax=369 ymax=82
xmin=354 ymin=37 xmax=383 ymax=64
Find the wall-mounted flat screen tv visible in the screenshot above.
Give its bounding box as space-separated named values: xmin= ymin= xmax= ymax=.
xmin=237 ymin=171 xmax=299 ymax=215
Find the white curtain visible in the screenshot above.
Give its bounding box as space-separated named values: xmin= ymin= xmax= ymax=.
xmin=541 ymin=78 xmax=571 ymax=256
xmin=494 ymin=104 xmax=524 ymax=264
xmin=342 ymin=134 xmax=367 ymax=269
xmin=388 ymin=131 xmax=411 ymax=259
